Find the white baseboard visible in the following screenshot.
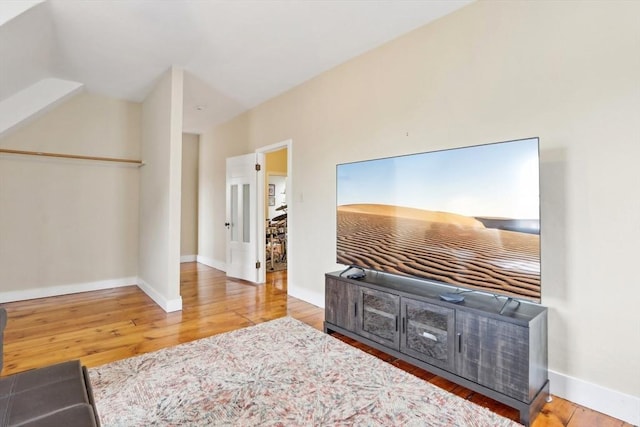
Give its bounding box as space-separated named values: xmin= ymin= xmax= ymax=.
xmin=549 ymin=370 xmax=639 ymax=425
xmin=287 ymin=282 xmax=324 ymax=308
xmin=196 ymin=255 xmax=226 ymax=272
xmin=0 ymin=276 xmax=136 ymax=303
xmin=136 ymin=278 xmax=182 ymax=313
xmin=180 ymin=255 xmax=197 ymax=263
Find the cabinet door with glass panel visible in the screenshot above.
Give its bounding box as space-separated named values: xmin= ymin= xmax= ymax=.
xmin=400 ymin=298 xmax=455 ymax=371
xmin=357 ymin=287 xmax=400 ymax=349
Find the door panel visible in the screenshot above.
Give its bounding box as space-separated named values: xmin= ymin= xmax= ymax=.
xmin=325 ymin=278 xmax=359 ymax=331
xmin=456 ymin=311 xmax=530 ymax=402
xmin=226 ymin=153 xmax=263 ymax=282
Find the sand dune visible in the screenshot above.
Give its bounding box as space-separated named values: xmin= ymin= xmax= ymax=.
xmin=338 ymin=204 xmax=485 ymax=228
xmin=337 ymin=209 xmax=540 ymax=301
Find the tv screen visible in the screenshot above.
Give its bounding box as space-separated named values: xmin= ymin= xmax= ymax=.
xmin=336 ymin=137 xmax=540 ymax=303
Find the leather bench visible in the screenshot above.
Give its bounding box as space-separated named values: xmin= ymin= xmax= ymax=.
xmin=0 ymin=308 xmax=100 ymax=426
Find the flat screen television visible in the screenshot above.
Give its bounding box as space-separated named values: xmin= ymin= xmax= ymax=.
xmin=336 ymin=137 xmax=540 ymax=303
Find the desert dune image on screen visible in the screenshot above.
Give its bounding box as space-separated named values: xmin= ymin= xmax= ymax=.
xmin=336 ymin=138 xmax=540 ymax=302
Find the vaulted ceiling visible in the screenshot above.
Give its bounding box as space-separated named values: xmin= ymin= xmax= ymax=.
xmin=0 ymin=0 xmax=472 ymax=134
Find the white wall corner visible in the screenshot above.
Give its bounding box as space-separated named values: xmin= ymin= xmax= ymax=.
xmin=180 ymin=255 xmax=197 ymax=263
xmin=549 ymin=370 xmax=640 ymax=425
xmin=0 ymin=277 xmax=136 ymax=303
xmin=196 ymin=255 xmax=226 ymax=272
xmin=287 ymin=282 xmax=324 ymax=309
xmin=168 ymin=65 xmax=184 ymax=310
xmin=164 ymin=296 xmax=183 ymax=312
xmin=137 ymin=278 xmax=182 ymax=313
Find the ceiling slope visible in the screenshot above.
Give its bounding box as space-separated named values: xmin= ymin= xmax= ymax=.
xmin=1 ymin=0 xmax=473 ymax=134
xmin=0 ymin=0 xmax=43 ymax=26
xmin=0 ymin=78 xmax=83 ymax=139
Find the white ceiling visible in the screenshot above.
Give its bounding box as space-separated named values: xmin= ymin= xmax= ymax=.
xmin=0 ymin=0 xmax=472 ymax=134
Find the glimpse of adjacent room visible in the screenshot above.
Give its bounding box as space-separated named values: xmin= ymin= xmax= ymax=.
xmin=265 ymin=148 xmax=288 ymax=273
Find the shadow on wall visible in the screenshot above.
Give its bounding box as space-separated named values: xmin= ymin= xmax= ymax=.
xmin=540 ymin=147 xmax=568 ymax=373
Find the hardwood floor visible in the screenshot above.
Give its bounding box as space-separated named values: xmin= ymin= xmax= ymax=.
xmin=1 ymin=262 xmax=630 ymax=426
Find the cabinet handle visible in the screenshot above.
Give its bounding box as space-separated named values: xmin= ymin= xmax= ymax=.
xmin=422 ymin=332 xmax=438 ymax=342
xmin=395 ymin=316 xmax=398 ymax=332
xmin=457 ymin=332 xmax=462 ymax=353
xmin=354 ymin=302 xmax=357 ymax=317
xmin=402 ymin=317 xmax=406 ymax=334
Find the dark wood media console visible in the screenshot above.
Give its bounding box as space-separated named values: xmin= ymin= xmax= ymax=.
xmin=324 ymin=271 xmax=549 ymax=426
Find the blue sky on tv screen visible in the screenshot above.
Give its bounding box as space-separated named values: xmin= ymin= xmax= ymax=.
xmin=337 ymin=138 xmax=539 ymax=220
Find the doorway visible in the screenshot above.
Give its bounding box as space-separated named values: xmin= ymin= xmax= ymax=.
xmin=265 ymin=151 xmax=287 ymax=273
xmin=256 ymin=139 xmax=292 ymax=285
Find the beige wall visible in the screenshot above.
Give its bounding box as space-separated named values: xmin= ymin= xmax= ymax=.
xmin=181 ymin=133 xmax=199 ymax=258
xmin=138 ymin=67 xmax=183 ymax=312
xmin=0 ymin=92 xmax=140 ymax=298
xmin=198 ymin=0 xmax=640 ymax=417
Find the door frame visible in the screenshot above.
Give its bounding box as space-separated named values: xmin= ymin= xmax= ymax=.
xmin=256 ymin=139 xmax=292 ymax=284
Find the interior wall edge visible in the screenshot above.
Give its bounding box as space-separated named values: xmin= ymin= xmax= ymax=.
xmin=195 ymin=255 xmax=226 ymax=272
xmin=287 ymin=282 xmax=324 ymax=309
xmin=136 ymin=277 xmax=182 ymax=313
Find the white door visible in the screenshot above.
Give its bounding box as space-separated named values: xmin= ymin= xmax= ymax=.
xmin=226 ymin=153 xmax=264 ymax=282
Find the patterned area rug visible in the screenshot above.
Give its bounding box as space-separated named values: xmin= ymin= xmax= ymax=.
xmin=90 ymin=317 xmax=518 ymax=426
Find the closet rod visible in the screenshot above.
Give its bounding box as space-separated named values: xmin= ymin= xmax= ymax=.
xmin=0 ymin=148 xmax=143 ymax=166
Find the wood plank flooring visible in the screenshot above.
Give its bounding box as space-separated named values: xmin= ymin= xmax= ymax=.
xmin=1 ymin=262 xmax=631 ymax=427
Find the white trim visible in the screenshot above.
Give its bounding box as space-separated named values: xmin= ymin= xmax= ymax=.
xmin=180 ymin=254 xmax=197 ymax=263
xmin=288 ymin=282 xmax=324 ymax=308
xmin=0 ymin=276 xmax=136 ymax=303
xmin=196 ymin=255 xmax=226 ymax=271
xmin=549 ymin=370 xmax=639 ymax=425
xmin=164 ymin=296 xmax=183 ymax=312
xmin=136 ymin=278 xmax=182 ymax=313
xmin=256 ymin=139 xmax=292 ymax=154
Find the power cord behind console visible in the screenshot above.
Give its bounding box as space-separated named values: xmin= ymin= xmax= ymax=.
xmin=339 ymin=265 xmax=366 ymax=280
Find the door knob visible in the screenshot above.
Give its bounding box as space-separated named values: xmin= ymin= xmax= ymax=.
xmin=224 ymin=222 xmax=230 ymax=229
